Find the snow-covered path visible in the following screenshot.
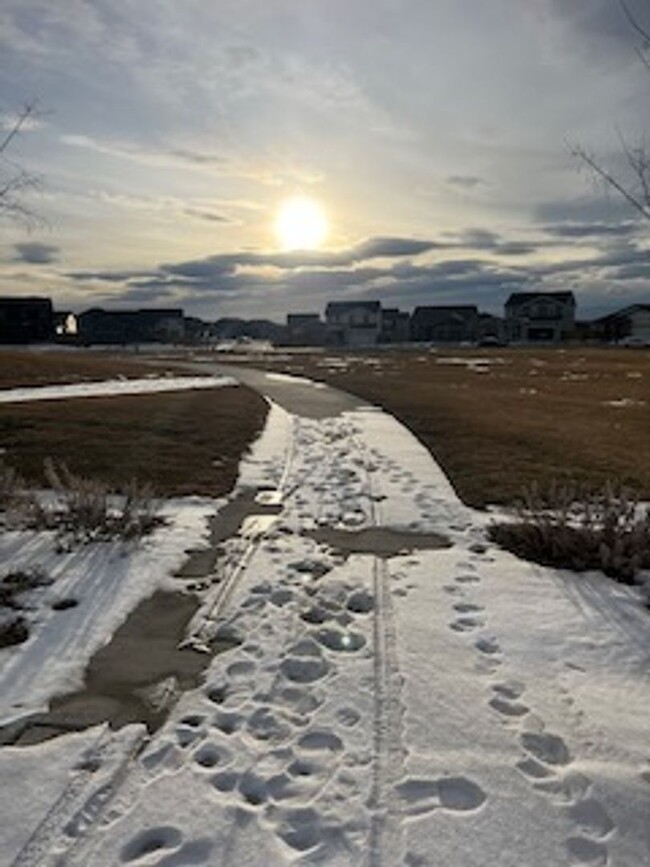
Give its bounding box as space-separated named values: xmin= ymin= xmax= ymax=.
xmin=1 ymin=372 xmax=648 ymax=866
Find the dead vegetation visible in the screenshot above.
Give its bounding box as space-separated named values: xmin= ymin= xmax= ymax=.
xmin=26 ymin=459 xmax=164 ymax=544
xmin=488 ymin=482 xmax=650 ymax=588
xmin=0 ymin=567 xmax=52 ymax=649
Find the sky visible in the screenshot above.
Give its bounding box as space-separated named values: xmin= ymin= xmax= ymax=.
xmin=1 ymin=0 xmax=649 ymax=322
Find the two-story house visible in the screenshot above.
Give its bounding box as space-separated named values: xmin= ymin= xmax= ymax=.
xmin=325 ymin=301 xmax=382 ymax=346
xmin=504 ymin=292 xmax=575 ymax=343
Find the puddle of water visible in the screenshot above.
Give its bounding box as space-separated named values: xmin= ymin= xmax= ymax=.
xmin=1 ymin=591 xmax=237 ymax=747
xmin=305 ymin=526 xmax=452 ymax=558
xmin=0 ymin=487 xmax=285 ymax=748
xmin=177 ymin=488 xmax=282 ymax=579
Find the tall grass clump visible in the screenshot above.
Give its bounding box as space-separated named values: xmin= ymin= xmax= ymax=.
xmin=488 ymin=480 xmax=650 ymax=586
xmin=29 ymin=458 xmax=164 ymax=544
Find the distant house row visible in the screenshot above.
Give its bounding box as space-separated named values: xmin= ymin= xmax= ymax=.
xmin=1 ymin=293 xmax=649 ymax=346
xmin=284 ymin=293 xmax=650 ymax=347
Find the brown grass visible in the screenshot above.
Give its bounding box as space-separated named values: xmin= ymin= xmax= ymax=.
xmin=0 ymin=386 xmax=268 ymax=498
xmin=224 ymin=346 xmax=650 ymax=508
xmin=0 ymin=349 xmax=176 ymax=388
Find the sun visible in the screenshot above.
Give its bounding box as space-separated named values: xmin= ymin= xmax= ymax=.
xmin=274 ymin=196 xmax=329 ymax=251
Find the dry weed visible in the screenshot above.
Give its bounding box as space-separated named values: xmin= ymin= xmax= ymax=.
xmin=28 ymin=458 xmax=164 ymax=544
xmin=489 ymin=481 xmax=650 ymax=588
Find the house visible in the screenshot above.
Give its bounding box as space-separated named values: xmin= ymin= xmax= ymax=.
xmin=379 ymin=308 xmax=410 ymax=344
xmin=285 ymin=313 xmax=326 ymax=347
xmin=77 ymin=308 xmax=186 ymax=344
xmin=504 ymin=291 xmax=575 ymax=343
xmin=325 ymin=301 xmax=382 ymax=346
xmin=592 ymin=304 xmax=650 ymax=344
xmin=410 ymin=305 xmax=478 ymax=343
xmin=476 ymin=312 xmax=505 ymax=344
xmin=0 ymin=296 xmax=53 ymax=343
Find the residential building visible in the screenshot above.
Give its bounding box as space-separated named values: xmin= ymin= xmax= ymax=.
xmin=285 ymin=313 xmax=326 ymax=346
xmin=592 ymin=303 xmax=650 ymax=344
xmin=0 ymin=296 xmax=53 ymax=343
xmin=476 ymin=312 xmax=505 ymax=344
xmin=504 ymin=291 xmax=575 ymax=343
xmin=78 ymin=308 xmax=186 ymax=344
xmin=379 ymin=308 xmax=410 ymax=344
xmin=410 ymin=305 xmax=478 ymax=343
xmin=325 ymin=301 xmax=382 ymax=346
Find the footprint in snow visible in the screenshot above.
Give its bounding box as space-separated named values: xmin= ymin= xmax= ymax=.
xmin=455 ymin=574 xmax=480 ymax=584
xmin=520 ymin=731 xmax=571 ymax=767
xmin=475 ymin=637 xmax=501 ymax=656
xmin=193 ymin=742 xmax=232 ymax=770
xmin=489 ymin=681 xmax=529 ymax=718
xmin=453 ymin=602 xmax=484 ymax=614
xmin=395 ymin=776 xmax=487 ymax=816
xmin=120 ymin=826 xmax=183 ymax=863
xmin=449 ymin=616 xmax=484 ymax=633
xmin=565 ymin=836 xmax=609 ymax=867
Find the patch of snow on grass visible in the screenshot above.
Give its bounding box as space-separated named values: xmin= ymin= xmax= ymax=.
xmin=0 ymin=375 xmax=236 ymax=404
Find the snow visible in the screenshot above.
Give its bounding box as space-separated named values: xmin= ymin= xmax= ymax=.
xmin=0 ymin=499 xmax=218 ymax=724
xmin=0 ymin=375 xmax=236 ymax=403
xmin=603 ymin=398 xmax=646 ymax=408
xmin=0 ymin=371 xmax=648 ymax=866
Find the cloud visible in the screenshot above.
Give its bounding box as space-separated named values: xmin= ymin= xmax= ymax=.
xmin=543 ymin=221 xmax=639 ymax=238
xmin=13 ymin=242 xmax=60 ymax=264
xmin=446 ymin=175 xmax=486 ymax=189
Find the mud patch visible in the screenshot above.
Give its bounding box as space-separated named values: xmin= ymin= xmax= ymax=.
xmin=0 ymin=591 xmax=237 ymax=746
xmin=305 ymin=526 xmax=452 ymax=559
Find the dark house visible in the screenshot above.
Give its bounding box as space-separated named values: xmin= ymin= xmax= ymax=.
xmin=0 ymin=296 xmax=54 ymax=344
xmin=78 ymin=308 xmax=185 ymax=345
xmin=505 ymin=291 xmax=575 ymax=343
xmin=379 ymin=308 xmax=410 ymax=344
xmin=410 ymin=305 xmax=478 ymax=343
xmin=285 ymin=313 xmax=326 ymax=347
xmin=592 ymin=304 xmax=650 ymax=343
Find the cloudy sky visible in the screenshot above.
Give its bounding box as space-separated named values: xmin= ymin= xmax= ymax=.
xmin=1 ymin=0 xmax=649 ymax=321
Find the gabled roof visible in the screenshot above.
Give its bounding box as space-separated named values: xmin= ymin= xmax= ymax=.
xmin=412 ymin=305 xmax=478 ymax=321
xmin=594 ymin=303 xmax=650 ymax=322
xmin=505 ymin=291 xmax=575 ymax=307
xmin=326 ymin=301 xmax=381 ymax=313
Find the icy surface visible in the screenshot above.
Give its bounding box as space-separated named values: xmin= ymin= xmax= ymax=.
xmin=0 ymin=375 xmax=648 ymax=866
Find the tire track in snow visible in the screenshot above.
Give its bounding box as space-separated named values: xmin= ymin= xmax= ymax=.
xmin=358 ymin=435 xmax=407 ymax=867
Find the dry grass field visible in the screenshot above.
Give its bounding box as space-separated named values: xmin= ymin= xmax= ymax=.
xmin=0 ymin=350 xmax=268 ymax=497
xmin=226 ymin=346 xmax=650 ymax=508
xmin=0 ymin=349 xmax=166 ymax=388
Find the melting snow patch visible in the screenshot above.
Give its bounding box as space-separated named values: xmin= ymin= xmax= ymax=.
xmin=0 ymin=376 xmax=236 ymax=404
xmin=603 ymin=398 xmax=646 ymax=408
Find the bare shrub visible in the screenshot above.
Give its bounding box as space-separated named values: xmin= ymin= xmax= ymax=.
xmin=29 ymin=458 xmax=164 ymax=544
xmin=0 ymin=616 xmax=29 ymax=648
xmin=0 ymin=456 xmax=22 ymax=510
xmin=0 ymin=567 xmax=51 ymax=610
xmin=488 ymin=481 xmax=650 ymax=586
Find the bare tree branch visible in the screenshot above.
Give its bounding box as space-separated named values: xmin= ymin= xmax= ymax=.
xmin=619 ymin=0 xmax=650 ymax=47
xmin=572 ymin=3 xmax=650 ymax=222
xmin=572 ymin=144 xmax=650 ymax=220
xmin=0 ymin=101 xmax=44 ymax=229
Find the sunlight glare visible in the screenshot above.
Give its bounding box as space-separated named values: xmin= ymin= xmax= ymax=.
xmin=275 ymin=196 xmax=329 ymax=251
